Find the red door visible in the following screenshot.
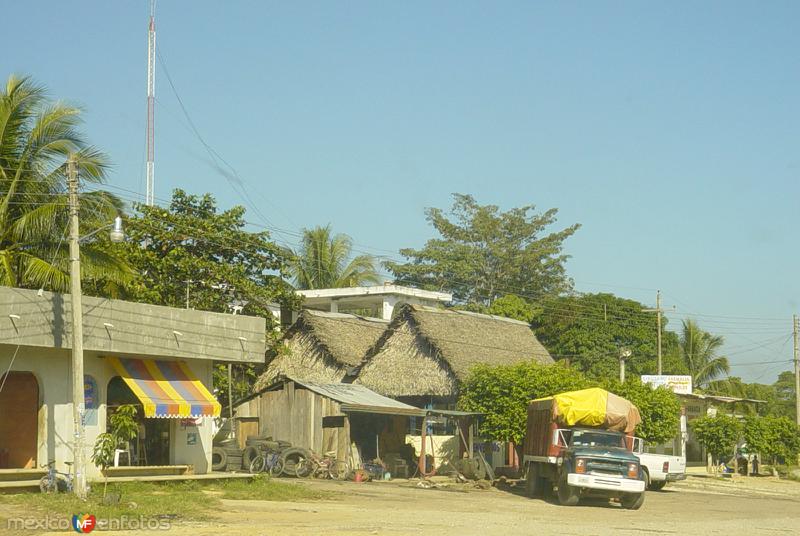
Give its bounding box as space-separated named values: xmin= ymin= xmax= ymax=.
xmin=0 ymin=372 xmax=39 ymax=468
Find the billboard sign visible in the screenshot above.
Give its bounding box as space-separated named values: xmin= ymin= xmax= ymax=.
xmin=641 ymin=375 xmax=693 ymax=395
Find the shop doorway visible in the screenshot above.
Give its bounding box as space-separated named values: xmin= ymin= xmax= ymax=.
xmin=0 ymin=372 xmax=39 ymax=468
xmin=107 ymin=376 xmax=171 ymax=466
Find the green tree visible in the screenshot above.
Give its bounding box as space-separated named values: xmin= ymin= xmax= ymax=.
xmin=459 ymin=362 xmax=593 ymax=445
xmin=103 ymin=189 xmax=299 ymax=403
xmin=605 ymin=378 xmax=681 ymax=445
xmin=691 ymin=414 xmax=742 ymax=466
xmin=679 ymin=319 xmax=730 ymax=388
xmin=386 ymin=194 xmax=580 ymax=306
xmin=454 ymin=293 xmax=540 ymax=323
xmin=91 ymin=404 xmax=138 ymax=497
xmin=289 ymin=224 xmax=380 ymax=289
xmin=531 ymin=293 xmax=685 ymax=380
xmin=0 ymin=74 xmax=132 ymax=292
xmin=772 ymin=371 xmax=797 ymax=422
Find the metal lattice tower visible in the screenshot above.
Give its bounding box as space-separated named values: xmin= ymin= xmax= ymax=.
xmin=145 ymin=0 xmax=156 ymax=206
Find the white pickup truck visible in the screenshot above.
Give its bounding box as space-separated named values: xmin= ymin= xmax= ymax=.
xmin=632 ymin=438 xmax=686 ymax=490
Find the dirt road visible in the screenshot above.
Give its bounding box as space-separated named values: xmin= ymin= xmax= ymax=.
xmin=152 ymin=476 xmax=799 ymax=536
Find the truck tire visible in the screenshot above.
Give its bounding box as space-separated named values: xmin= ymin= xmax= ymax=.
xmin=557 ymin=474 xmax=579 ymax=506
xmin=621 ymin=492 xmax=645 ymax=510
xmin=242 ymin=446 xmax=260 ymax=469
xmin=649 ymin=481 xmax=667 ymax=491
xmin=211 ymin=447 xmax=227 ymax=471
xmin=642 ymin=468 xmax=650 ymax=488
xmin=525 ymin=463 xmax=540 ymax=498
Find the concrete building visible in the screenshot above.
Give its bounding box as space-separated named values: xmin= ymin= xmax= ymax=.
xmin=0 ymin=286 xmax=264 ymax=482
xmin=296 ymin=284 xmax=452 ymax=321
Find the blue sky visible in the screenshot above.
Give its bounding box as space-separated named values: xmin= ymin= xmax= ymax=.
xmin=3 ymin=1 xmax=798 ymax=382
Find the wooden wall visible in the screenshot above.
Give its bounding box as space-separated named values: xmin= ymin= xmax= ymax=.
xmin=248 ymin=382 xmax=350 ymax=462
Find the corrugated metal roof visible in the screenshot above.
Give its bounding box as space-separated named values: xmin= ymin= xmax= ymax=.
xmin=293 ymin=379 xmax=418 ymax=411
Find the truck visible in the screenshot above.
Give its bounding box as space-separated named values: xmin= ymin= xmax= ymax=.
xmin=632 ymin=438 xmax=686 ymax=490
xmin=522 ymin=388 xmax=646 ymax=509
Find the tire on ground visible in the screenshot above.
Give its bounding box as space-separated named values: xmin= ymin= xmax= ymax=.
xmin=211 ymin=447 xmax=227 ymax=471
xmin=226 ymin=455 xmax=243 ymax=470
xmin=557 ymin=474 xmax=579 ymax=506
xmin=280 ymin=447 xmax=310 ymax=475
xmin=621 ymin=492 xmax=645 ymax=510
xmin=242 ymin=446 xmax=260 ymax=469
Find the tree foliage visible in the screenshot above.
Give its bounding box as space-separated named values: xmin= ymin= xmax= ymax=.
xmin=386 ymin=194 xmax=580 ymax=306
xmin=531 ymin=293 xmax=685 ymax=380
xmin=289 ymin=224 xmax=380 ymax=289
xmin=99 ymin=189 xmax=300 ymax=403
xmin=604 ymin=378 xmax=681 ymax=445
xmin=691 ymin=414 xmax=743 ymax=463
xmin=678 ymin=319 xmax=729 ymax=388
xmin=459 ymin=362 xmax=591 ymax=444
xmin=0 ymin=74 xmax=132 ymax=293
xmin=744 ymin=416 xmax=800 ymax=464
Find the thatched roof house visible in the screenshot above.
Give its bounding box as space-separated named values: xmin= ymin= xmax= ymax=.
xmin=353 ymin=304 xmax=553 ymax=400
xmin=255 ymin=310 xmax=387 ymax=391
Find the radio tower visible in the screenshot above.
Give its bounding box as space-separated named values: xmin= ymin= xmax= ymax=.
xmin=145 ymin=0 xmax=156 ymax=206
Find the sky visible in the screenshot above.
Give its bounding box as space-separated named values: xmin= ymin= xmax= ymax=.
xmin=3 ymin=1 xmax=798 ymax=382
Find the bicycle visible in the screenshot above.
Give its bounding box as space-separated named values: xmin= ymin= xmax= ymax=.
xmin=39 ymin=461 xmax=75 ymax=493
xmin=248 ymin=450 xmax=285 ymax=477
xmin=294 ymin=450 xmax=349 ymax=480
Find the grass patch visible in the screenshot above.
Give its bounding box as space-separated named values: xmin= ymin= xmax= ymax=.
xmin=0 ymin=480 xmax=219 ymax=524
xmin=0 ymin=476 xmax=328 ymax=528
xmin=213 ymin=474 xmax=330 ymax=501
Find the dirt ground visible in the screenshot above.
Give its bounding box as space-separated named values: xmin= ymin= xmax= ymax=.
xmin=36 ymin=475 xmax=800 ymax=535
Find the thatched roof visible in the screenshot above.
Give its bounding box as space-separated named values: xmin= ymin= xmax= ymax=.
xmin=254 ymin=310 xmax=387 ymax=391
xmin=354 ymin=304 xmax=553 ymax=397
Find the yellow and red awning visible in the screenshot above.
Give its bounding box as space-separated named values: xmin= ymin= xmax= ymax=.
xmin=108 ymin=357 xmax=221 ymax=418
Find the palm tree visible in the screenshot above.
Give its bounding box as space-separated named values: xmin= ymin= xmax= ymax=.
xmin=679 ymin=319 xmax=730 ymax=389
xmin=0 ymin=75 xmax=132 ymax=293
xmin=290 ymin=225 xmax=380 ymax=289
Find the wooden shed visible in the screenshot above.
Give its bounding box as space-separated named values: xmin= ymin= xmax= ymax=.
xmin=234 ymin=377 xmax=424 ymax=465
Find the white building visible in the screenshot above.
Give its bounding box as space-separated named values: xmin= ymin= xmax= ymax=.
xmin=0 ymin=286 xmax=264 ymax=487
xmin=296 ymin=284 xmax=452 ymax=321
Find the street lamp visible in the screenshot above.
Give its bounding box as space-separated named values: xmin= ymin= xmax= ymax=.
xmin=78 ymin=216 xmax=125 ymax=243
xmin=619 ymin=347 xmax=632 ymax=383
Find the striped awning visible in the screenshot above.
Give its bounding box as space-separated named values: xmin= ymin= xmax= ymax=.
xmin=108 ymin=357 xmax=221 ymax=418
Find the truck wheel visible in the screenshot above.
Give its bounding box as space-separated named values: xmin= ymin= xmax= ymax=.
xmin=557 ymin=475 xmax=579 ymax=506
xmin=649 ymin=481 xmax=667 ymax=491
xmin=642 ymin=468 xmax=650 ymax=489
xmin=540 ymin=477 xmax=553 ymax=498
xmin=621 ymin=492 xmax=645 ymax=510
xmin=525 ymin=463 xmax=540 ymax=498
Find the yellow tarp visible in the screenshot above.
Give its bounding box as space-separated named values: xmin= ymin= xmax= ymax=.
xmin=555 ymin=388 xmax=608 ymax=428
xmin=532 ymin=387 xmax=641 ymax=433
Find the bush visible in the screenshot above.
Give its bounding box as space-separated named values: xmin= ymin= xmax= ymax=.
xmin=691 ymin=414 xmax=743 ymax=464
xmin=459 ymin=362 xmax=592 ymax=444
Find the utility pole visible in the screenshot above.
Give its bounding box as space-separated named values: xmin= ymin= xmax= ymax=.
xmin=794 ymin=314 xmax=799 ymax=427
xmin=67 ymin=156 xmax=88 ymax=498
xmin=643 ymin=290 xmax=663 ymax=375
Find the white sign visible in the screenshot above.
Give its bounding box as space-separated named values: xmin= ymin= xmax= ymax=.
xmin=641 ymin=375 xmax=693 ymax=395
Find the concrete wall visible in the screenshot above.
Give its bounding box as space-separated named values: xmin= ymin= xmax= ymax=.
xmin=0 ymin=344 xmax=215 ymax=479
xmin=0 ymin=287 xmax=265 ymax=363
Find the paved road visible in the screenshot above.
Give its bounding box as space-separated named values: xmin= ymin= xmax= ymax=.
xmin=183 ymin=477 xmax=800 ymax=536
